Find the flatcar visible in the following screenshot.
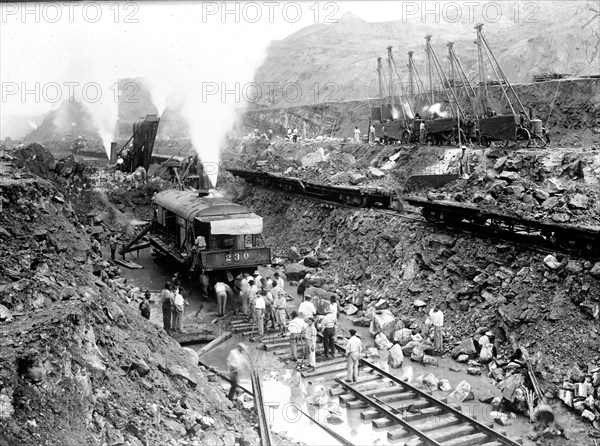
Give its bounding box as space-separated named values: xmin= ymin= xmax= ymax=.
xmin=148 ymin=188 xmax=272 ymax=286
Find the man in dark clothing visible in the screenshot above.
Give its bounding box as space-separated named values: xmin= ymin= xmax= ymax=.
xmin=139 ymin=291 xmax=151 ymax=320
xmin=109 ymin=235 xmax=118 ymax=261
xmin=161 ymin=283 xmax=173 ymax=330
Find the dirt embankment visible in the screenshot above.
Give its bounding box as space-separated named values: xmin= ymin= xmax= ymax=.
xmin=229 ymin=180 xmax=600 ymax=385
xmin=0 ymin=155 xmax=262 ymax=446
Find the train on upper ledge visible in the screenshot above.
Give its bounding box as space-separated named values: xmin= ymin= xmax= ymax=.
xmin=227 ymin=167 xmax=600 ymax=259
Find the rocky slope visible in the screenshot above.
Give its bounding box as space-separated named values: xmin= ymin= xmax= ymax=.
xmin=0 ymin=150 xmax=262 ymax=446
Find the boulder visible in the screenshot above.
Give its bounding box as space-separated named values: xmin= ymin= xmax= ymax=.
xmin=285 ymin=263 xmax=313 ymax=281
xmin=167 ymin=365 xmax=197 ymax=387
xmin=456 ymin=354 xmax=469 ymax=363
xmin=544 ymin=178 xmax=565 ymax=194
xmin=393 ymin=328 xmax=413 ymax=346
xmin=375 ymin=333 xmax=392 ymax=350
xmin=422 ymin=355 xmax=438 ymax=366
xmin=467 ymin=367 xmax=482 ymax=375
xmin=368 ymin=167 xmax=385 ymax=178
xmin=389 ymin=344 xmax=404 ymax=368
xmin=544 ymin=254 xmax=563 ymax=270
xmin=401 ymin=341 xmax=420 ymax=356
xmin=490 ymin=411 xmax=512 ymax=426
xmin=413 ymin=299 xmax=427 ymax=308
xmin=479 ymin=343 xmax=494 ymax=364
xmin=288 ymin=246 xmax=302 ymax=262
xmin=345 ymin=304 xmax=358 ymax=316
xmin=303 ymin=255 xmax=320 ymax=268
xmin=369 ymin=310 xmax=396 ymax=339
xmin=451 ymin=338 xmax=477 ymax=359
xmin=341 ymin=154 xmax=356 ymax=164
xmin=301 ymin=152 xmax=324 ymax=167
xmin=498 ymin=171 xmax=519 ymax=182
xmin=438 ymin=379 xmax=452 ymax=392
xmin=423 ymin=373 xmax=439 ymax=388
xmin=410 ymin=345 xmax=425 ymax=363
xmin=542 ymin=196 xmax=560 ymax=210
xmin=589 ymin=262 xmax=600 ymax=278
xmin=569 ymin=194 xmax=589 ymax=209
xmin=448 ymin=380 xmax=471 ymax=404
xmin=0 ymin=305 xmax=13 ymax=322
xmin=330 ymin=172 xmax=350 ymax=184
xmin=533 ymin=188 xmax=550 ymax=202
xmin=349 ymin=173 xmax=368 ymax=185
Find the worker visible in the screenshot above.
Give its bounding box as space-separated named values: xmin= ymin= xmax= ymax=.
xmin=419 ymin=121 xmax=426 ymax=144
xmin=353 ymin=126 xmax=361 ymax=143
xmin=139 ymin=290 xmax=151 ymax=320
xmin=287 ymin=128 xmax=292 ymax=140
xmin=227 ymin=343 xmax=249 ymax=401
xmin=459 ymin=145 xmax=469 ymax=178
xmin=193 ymin=234 xmax=207 ymax=250
xmin=237 ymin=273 xmax=251 ymax=316
xmin=109 ymin=234 xmax=118 ymax=261
xmin=288 ymin=310 xmax=307 ymax=362
xmin=321 ymin=307 xmax=337 ymax=358
xmin=215 ymin=281 xmax=233 ymax=317
xmin=90 ymin=235 xmax=102 ymax=258
xmin=305 ymin=317 xmax=317 ymax=371
xmin=369 ymin=124 xmax=375 ymax=142
xmin=292 ymin=127 xmax=298 ymax=143
xmin=272 ymin=283 xmax=287 ymax=336
xmin=262 ymin=287 xmax=276 ymax=330
xmin=329 ymin=296 xmax=338 ymax=319
xmin=253 ymin=270 xmax=262 ymax=288
xmin=160 ymin=283 xmax=173 ymax=331
xmin=254 ymin=288 xmax=266 ymax=337
xmin=172 ymin=286 xmax=186 ymax=332
xmin=429 ymin=305 xmax=444 ymax=353
xmin=298 ymin=295 xmax=317 ymax=320
xmin=345 ymin=329 xmax=362 ymax=382
xmin=274 ymin=271 xmax=285 ymax=289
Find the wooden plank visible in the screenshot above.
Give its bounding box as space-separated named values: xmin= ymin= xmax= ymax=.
xmin=196 ymin=331 xmax=232 ymax=358
xmin=114 ymin=258 xmax=143 ymax=269
xmin=169 ymin=331 xmax=216 ymax=345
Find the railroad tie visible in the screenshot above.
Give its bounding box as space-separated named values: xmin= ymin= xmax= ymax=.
xmin=338 ymin=384 xmax=399 ymax=403
xmin=403 ymin=423 xmax=477 ymax=446
xmin=360 ymin=399 xmax=434 ymax=420
xmin=433 ymin=432 xmax=493 ymax=446
xmin=371 ymin=406 xmax=446 ymax=426
xmin=387 ymin=415 xmax=460 ymax=440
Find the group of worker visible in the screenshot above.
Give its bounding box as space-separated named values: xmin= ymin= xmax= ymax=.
xmin=160 ymin=282 xmax=189 ymax=332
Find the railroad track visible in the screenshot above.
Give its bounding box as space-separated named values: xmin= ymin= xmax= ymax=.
xmin=227 ymin=167 xmax=600 ymax=261
xmin=253 ymin=331 xmax=522 ymax=446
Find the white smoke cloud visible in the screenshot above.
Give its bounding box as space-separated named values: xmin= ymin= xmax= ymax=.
xmin=422 ymin=103 xmax=450 ymax=118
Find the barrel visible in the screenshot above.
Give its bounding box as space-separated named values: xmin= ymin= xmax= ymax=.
xmin=530 ymin=119 xmax=543 ymax=136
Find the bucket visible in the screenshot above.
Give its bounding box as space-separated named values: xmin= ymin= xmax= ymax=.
xmin=530 ymin=119 xmax=543 ymax=136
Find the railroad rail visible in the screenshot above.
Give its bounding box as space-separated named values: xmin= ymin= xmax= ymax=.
xmin=226 ymin=167 xmax=600 ymax=259
xmin=252 ymin=329 xmax=522 ymax=446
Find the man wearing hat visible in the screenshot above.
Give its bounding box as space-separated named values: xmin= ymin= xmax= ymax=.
xmin=288 ymin=311 xmax=307 ymax=362
xmin=321 ymin=307 xmax=337 ymax=358
xmin=345 ymin=329 xmax=362 ymax=382
xmin=227 ymin=343 xmax=249 ymax=400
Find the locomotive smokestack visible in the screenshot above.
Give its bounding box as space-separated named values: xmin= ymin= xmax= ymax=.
xmin=197 ymin=162 xmax=212 ymax=196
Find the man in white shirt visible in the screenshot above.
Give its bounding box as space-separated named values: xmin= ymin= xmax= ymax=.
xmin=288 ymin=311 xmax=307 ymax=362
xmin=354 ymin=126 xmax=361 ymax=143
xmin=254 ymin=291 xmax=266 ymax=337
xmin=345 ymin=329 xmax=362 ymax=382
xmin=215 ymin=281 xmax=233 ymax=317
xmin=274 ymin=272 xmax=285 ymax=290
xmin=298 ymin=296 xmax=316 ymax=320
xmin=227 ymin=343 xmax=249 ymax=400
xmin=429 ymin=305 xmax=444 ymax=353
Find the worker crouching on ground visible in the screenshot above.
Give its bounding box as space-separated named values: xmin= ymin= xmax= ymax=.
xmin=161 ymin=282 xmax=173 ymax=331
xmin=321 ymin=307 xmax=337 ymax=358
xmin=227 ymin=343 xmax=250 ymax=401
xmin=345 ymin=329 xmax=362 ymax=382
xmin=139 ymin=290 xmax=151 ymax=320
xmin=288 ymin=311 xmax=307 ymax=362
